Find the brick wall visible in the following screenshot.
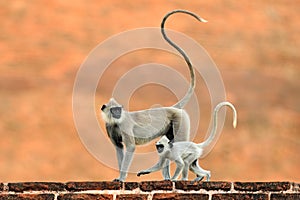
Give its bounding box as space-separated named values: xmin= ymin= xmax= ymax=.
xmin=0 ymin=181 xmax=299 ymax=200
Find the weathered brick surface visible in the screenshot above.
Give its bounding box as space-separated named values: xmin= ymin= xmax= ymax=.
xmin=8 ymin=182 xmax=65 ymax=192
xmin=58 ymin=193 xmax=113 ymax=200
xmin=212 ymin=193 xmax=268 ymax=200
xmin=0 ymin=181 xmax=299 ymax=200
xmin=175 ymin=181 xmax=231 ymax=191
xmin=234 ymin=182 xmax=291 ymax=191
xmin=201 ymin=181 xmax=232 ymax=191
xmin=0 ymin=194 xmax=55 ymax=200
xmin=153 ymin=193 xmax=208 ymax=200
xmin=124 ymin=182 xmax=139 ymax=190
xmin=175 ymin=181 xmax=202 ymax=191
xmin=116 ymin=194 xmax=148 ymax=200
xmin=66 ymin=181 xmax=122 ymax=191
xmin=292 ymin=182 xmax=300 ymax=192
xmin=271 ymin=193 xmax=300 ymax=200
xmin=140 ymin=180 xmax=173 ymax=191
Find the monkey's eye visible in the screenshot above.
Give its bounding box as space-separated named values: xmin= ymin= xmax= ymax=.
xmin=101 ymin=105 xmax=107 ymax=111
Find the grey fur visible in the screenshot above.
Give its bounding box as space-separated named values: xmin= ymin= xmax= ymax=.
xmin=101 ymin=10 xmax=207 ymax=182
xmin=137 ymin=102 xmax=237 ymax=181
xmin=101 ymin=98 xmax=190 ymax=181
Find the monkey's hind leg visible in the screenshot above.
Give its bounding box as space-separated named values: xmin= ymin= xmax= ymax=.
xmin=181 ymin=153 xmax=198 ymax=180
xmin=189 ymin=160 xmax=211 ymax=181
xmin=193 ymin=175 xmax=204 ymax=182
xmin=181 ymin=163 xmax=189 ymax=181
xmin=171 ymin=158 xmax=184 ymax=181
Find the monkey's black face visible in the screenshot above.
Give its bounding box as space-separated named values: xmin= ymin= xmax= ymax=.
xmin=156 ymin=144 xmax=164 ymax=153
xmin=110 ymin=107 xmax=122 ymax=119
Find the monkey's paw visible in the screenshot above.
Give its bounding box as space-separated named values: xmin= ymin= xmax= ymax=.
xmin=137 ymin=171 xmax=150 ymax=177
xmin=113 ymin=178 xmax=123 ymax=182
xmin=193 ymin=176 xmax=204 ymax=182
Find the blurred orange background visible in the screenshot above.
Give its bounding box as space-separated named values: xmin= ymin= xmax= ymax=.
xmin=0 ymin=0 xmax=299 ymax=182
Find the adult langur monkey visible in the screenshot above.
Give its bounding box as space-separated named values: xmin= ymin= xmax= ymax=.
xmin=101 ymin=10 xmax=207 ymax=182
xmin=137 ymin=102 xmax=237 ymax=181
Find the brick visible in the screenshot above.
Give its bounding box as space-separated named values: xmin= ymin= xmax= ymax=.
xmin=116 ymin=194 xmax=148 ymax=200
xmin=292 ymin=182 xmax=300 ymax=192
xmin=212 ymin=193 xmax=268 ymax=200
xmin=153 ymin=193 xmax=208 ymax=200
xmin=140 ymin=180 xmax=173 ymax=191
xmin=58 ymin=194 xmax=113 ymax=200
xmin=0 ymin=194 xmax=54 ymax=200
xmin=271 ymin=193 xmax=300 ymax=200
xmin=8 ymin=182 xmax=65 ymax=192
xmin=234 ymin=182 xmax=291 ymax=191
xmin=201 ymin=181 xmax=232 ymax=191
xmin=124 ymin=182 xmax=139 ymax=190
xmin=65 ymin=181 xmax=122 ymax=191
xmin=175 ymin=181 xmax=202 ymax=191
xmin=175 ymin=181 xmax=231 ymax=191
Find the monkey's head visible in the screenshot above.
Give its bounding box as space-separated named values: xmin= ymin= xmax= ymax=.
xmin=101 ymin=98 xmax=124 ymax=124
xmin=155 ymin=136 xmax=173 ymax=154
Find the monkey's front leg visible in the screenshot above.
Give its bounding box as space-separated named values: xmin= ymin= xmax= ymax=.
xmin=115 ymin=146 xmax=124 ymax=172
xmin=137 ymin=158 xmax=166 ymax=177
xmin=162 ymin=160 xmax=171 ymax=180
xmin=116 ymin=144 xmax=135 ymax=182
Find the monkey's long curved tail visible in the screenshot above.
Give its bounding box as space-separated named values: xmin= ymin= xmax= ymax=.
xmin=161 ymin=10 xmax=207 ymax=109
xmin=198 ymin=102 xmax=237 ymax=155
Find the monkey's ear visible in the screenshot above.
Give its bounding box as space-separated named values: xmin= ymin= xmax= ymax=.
xmin=101 ymin=105 xmax=107 ymax=111
xmin=168 ymin=141 xmax=173 ymax=148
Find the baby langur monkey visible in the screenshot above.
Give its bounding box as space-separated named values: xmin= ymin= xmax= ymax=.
xmin=101 ymin=10 xmax=207 ymax=182
xmin=137 ymin=102 xmax=237 ymax=181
